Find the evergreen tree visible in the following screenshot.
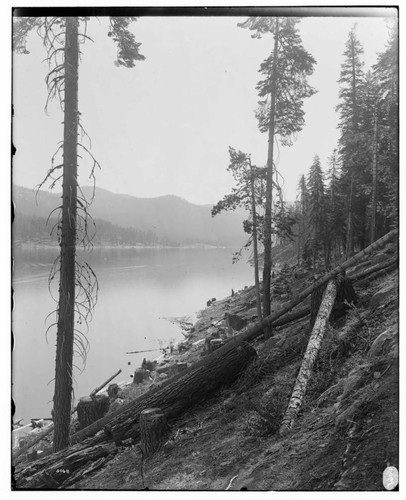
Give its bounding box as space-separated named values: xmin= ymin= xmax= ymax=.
xmin=306 ymin=155 xmax=326 ymax=268
xmin=296 ymin=174 xmax=310 ymax=267
xmin=372 ymin=24 xmax=399 ymax=233
xmin=212 ymin=147 xmax=266 ymax=320
xmin=13 ymin=15 xmax=145 ymax=451
xmin=325 ymin=149 xmax=346 ymax=264
xmin=239 ymin=17 xmax=316 ymax=330
xmin=336 ymin=25 xmax=369 ymax=256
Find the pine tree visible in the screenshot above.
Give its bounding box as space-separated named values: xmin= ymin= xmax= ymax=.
xmin=13 ymin=15 xmax=145 ymax=451
xmin=373 ymin=24 xmax=399 ymax=233
xmin=239 ymin=17 xmax=316 ymax=331
xmin=336 ymin=25 xmax=368 ymax=256
xmin=325 ymin=149 xmax=345 ymax=264
xmin=212 ymin=147 xmax=266 ymax=320
xmin=307 ymin=155 xmax=326 ymax=268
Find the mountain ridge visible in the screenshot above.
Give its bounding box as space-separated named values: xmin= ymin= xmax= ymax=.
xmin=13 ymin=185 xmax=248 ymax=247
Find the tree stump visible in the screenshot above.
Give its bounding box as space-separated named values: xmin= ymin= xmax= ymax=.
xmin=139 ymin=408 xmax=169 ymax=458
xmin=107 ymin=383 xmax=119 ymax=400
xmin=133 ymin=369 xmax=145 ymax=384
xmin=77 ymin=395 xmax=110 ymax=429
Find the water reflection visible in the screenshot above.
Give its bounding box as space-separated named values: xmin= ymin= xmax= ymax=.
xmin=12 ymin=247 xmax=254 ymax=421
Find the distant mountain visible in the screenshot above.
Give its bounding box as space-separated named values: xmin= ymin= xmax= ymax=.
xmin=12 ymin=185 xmax=248 ymax=247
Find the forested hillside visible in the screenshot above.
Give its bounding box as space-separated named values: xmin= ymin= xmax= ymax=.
xmin=13 ymin=185 xmax=248 ymax=247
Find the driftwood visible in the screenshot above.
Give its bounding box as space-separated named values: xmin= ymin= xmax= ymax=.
xmin=139 ymin=408 xmax=169 ymax=458
xmin=72 ymin=341 xmax=256 ymax=445
xmin=89 ymin=369 xmax=122 ymax=398
xmin=279 ymin=278 xmax=340 ymax=435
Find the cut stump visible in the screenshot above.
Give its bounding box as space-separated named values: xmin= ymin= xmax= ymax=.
xmin=77 ymin=395 xmax=109 ymax=429
xmin=139 ymin=408 xmax=169 ymax=458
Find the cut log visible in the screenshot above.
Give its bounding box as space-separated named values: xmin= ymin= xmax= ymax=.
xmin=139 ymin=408 xmax=169 ymax=458
xmin=14 ymin=436 xmax=115 ymax=489
xmin=279 ymin=278 xmax=340 ymax=435
xmin=89 ymin=369 xmax=122 ymax=398
xmin=76 ymin=395 xmax=110 ymax=430
xmin=71 ymin=341 xmax=256 ymax=445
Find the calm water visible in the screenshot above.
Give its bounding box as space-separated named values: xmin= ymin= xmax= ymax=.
xmin=12 ymin=246 xmax=254 ymax=421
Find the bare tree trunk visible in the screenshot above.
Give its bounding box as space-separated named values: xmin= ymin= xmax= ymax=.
xmin=345 ymin=173 xmax=354 ymax=259
xmin=249 ymin=158 xmax=262 ymax=321
xmin=279 ymin=278 xmax=339 ymax=435
xmin=370 ymin=106 xmax=378 ymax=244
xmin=262 ymin=18 xmax=279 ymax=337
xmin=53 ymin=16 xmax=80 ymax=452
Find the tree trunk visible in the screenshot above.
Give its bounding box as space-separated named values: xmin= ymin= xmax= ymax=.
xmin=370 ymin=106 xmax=378 ymax=244
xmin=52 ymin=16 xmax=80 ymax=453
xmin=72 ymin=341 xmax=256 ymax=445
xmin=262 ymin=18 xmax=279 ymax=337
xmin=279 ymin=278 xmax=340 ymax=435
xmin=249 ymin=158 xmax=262 ymax=321
xmin=76 ymin=395 xmax=110 ymax=430
xmin=139 ymin=408 xmax=169 ymax=458
xmin=345 ymin=172 xmax=354 ymax=259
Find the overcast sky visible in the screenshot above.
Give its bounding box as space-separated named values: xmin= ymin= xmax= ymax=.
xmin=12 ymin=9 xmax=396 ymax=205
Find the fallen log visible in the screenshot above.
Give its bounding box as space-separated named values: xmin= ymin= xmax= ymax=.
xmin=232 ymin=228 xmax=398 ymax=346
xmin=348 ymin=256 xmax=398 ymax=282
xmin=14 ymin=436 xmax=114 ymax=489
xmin=279 ymin=278 xmax=340 ymax=435
xmin=72 ymin=341 xmax=256 ymax=444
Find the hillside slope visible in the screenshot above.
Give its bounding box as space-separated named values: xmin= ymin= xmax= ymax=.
xmin=66 ymin=241 xmax=398 ymax=491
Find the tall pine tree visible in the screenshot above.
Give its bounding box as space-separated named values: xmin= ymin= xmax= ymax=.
xmin=239 ymin=17 xmax=316 ymax=331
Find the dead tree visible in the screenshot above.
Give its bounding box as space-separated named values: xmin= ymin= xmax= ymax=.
xmin=279 ymin=278 xmax=340 ymax=435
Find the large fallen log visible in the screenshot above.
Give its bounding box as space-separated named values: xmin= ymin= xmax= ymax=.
xmin=72 ymin=341 xmax=256 ymax=444
xmin=14 ymin=435 xmax=113 ymax=489
xmin=279 ymin=278 xmax=340 ymax=435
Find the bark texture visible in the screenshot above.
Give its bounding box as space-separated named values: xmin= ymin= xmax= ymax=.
xmin=53 ymin=16 xmax=79 ymax=452
xmin=139 ymin=408 xmax=169 ymax=458
xmin=279 ymin=278 xmax=340 ymax=435
xmin=262 ymin=18 xmax=279 ymax=335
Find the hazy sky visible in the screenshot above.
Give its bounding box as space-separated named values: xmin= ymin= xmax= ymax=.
xmin=12 ymin=10 xmax=396 ymax=205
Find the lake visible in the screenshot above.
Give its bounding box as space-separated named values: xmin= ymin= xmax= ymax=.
xmin=12 ymin=246 xmax=255 ymax=421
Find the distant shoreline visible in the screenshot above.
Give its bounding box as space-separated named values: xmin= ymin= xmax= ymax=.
xmin=13 ymin=241 xmax=231 ymax=251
